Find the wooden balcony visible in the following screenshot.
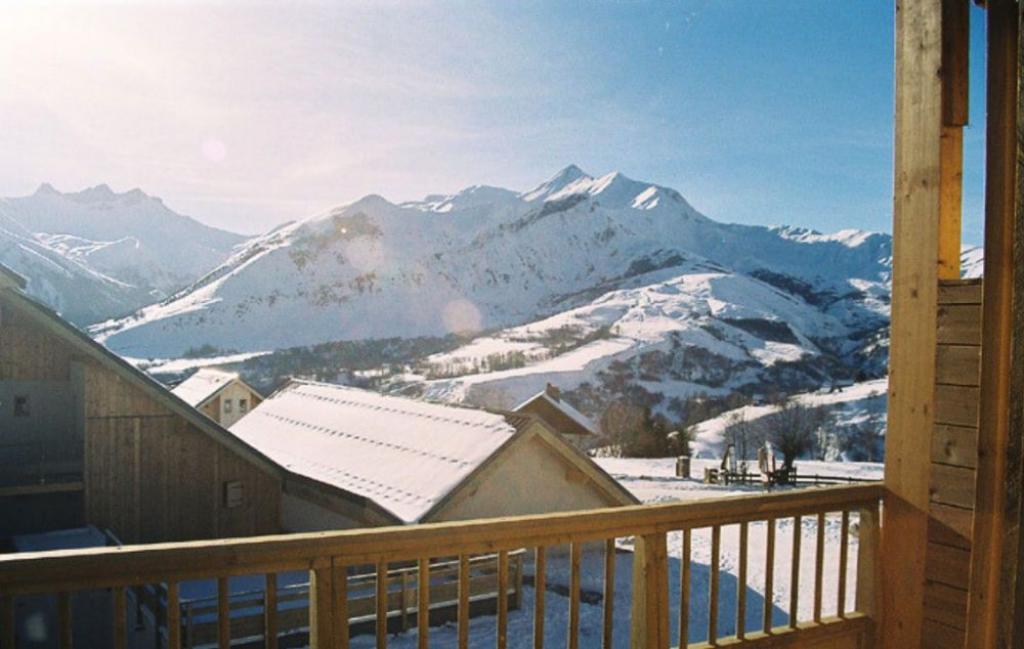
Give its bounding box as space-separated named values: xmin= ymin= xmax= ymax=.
xmin=0 ymin=482 xmax=882 ymax=649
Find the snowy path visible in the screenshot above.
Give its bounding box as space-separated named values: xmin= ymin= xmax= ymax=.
xmin=347 ymin=459 xmax=879 ymax=647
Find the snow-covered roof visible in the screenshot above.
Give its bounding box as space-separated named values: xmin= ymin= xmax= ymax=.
xmin=515 ymin=386 xmax=597 ymax=437
xmin=228 ymin=381 xmax=524 ymax=523
xmin=172 ymin=368 xmax=240 ymax=407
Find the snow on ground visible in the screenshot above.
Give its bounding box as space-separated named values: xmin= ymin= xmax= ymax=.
xmin=343 ymin=457 xmax=880 ymax=647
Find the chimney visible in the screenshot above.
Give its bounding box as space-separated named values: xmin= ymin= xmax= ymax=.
xmin=545 ymin=383 xmax=561 ymax=400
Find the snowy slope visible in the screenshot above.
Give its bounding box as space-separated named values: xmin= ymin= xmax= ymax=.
xmin=688 ymin=379 xmax=888 ymax=460
xmin=0 ymin=209 xmax=152 ymax=324
xmin=0 ymin=184 xmax=244 ymax=322
xmin=411 ymin=263 xmax=859 ymax=411
xmin=93 ymin=166 xmax=893 ymax=358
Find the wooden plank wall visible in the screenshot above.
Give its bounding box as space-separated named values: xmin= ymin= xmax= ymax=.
xmin=1 ymin=291 xmax=282 ymax=544
xmin=83 ymin=364 xmax=282 ymax=544
xmin=925 ymin=278 xmax=982 ymax=647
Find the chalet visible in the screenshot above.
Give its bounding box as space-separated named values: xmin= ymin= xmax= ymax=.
xmin=172 ymin=368 xmax=263 ymax=427
xmin=228 ymin=380 xmax=638 ymax=531
xmin=4 ymin=5 xmax=1024 ymax=649
xmin=0 ymin=266 xmax=283 ymax=542
xmin=514 ymin=383 xmax=597 ymax=446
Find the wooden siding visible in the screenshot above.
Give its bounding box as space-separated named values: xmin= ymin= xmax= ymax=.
xmin=83 ymin=363 xmax=281 ymax=543
xmin=925 ymin=279 xmax=982 ymax=642
xmin=0 ymin=290 xmax=282 ymax=544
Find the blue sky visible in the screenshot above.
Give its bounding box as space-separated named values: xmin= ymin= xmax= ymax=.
xmin=0 ymin=2 xmax=988 ymax=243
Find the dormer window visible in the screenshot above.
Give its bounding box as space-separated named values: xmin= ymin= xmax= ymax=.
xmin=224 ymin=399 xmax=233 ymax=413
xmin=239 ymin=398 xmax=248 ymax=413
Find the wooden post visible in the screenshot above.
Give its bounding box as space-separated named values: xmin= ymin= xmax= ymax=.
xmin=884 ymin=1 xmax=945 ymax=647
xmin=965 ymin=0 xmax=1022 ymax=646
xmin=630 ymin=533 xmax=668 ymax=649
xmin=310 ymin=565 xmax=338 ymax=649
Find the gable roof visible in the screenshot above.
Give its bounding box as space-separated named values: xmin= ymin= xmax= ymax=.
xmin=173 ymin=368 xmax=258 ymax=408
xmin=515 ymin=384 xmax=597 ymax=437
xmin=0 ymin=267 xmax=283 ymax=478
xmin=228 ymin=380 xmax=529 ymax=524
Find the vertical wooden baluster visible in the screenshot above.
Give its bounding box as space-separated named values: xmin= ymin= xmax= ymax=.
xmin=186 ymin=602 xmax=194 ymax=649
xmin=837 ymin=511 xmax=850 ymax=617
xmin=708 ymin=526 xmax=720 ymax=644
xmin=497 ymin=550 xmax=509 ymax=649
xmin=458 ymin=555 xmax=470 ymax=649
xmin=217 ymin=577 xmax=230 ymax=649
xmin=376 ymin=559 xmax=388 ymax=649
xmin=514 ymin=553 xmax=524 ymax=610
xmin=264 ymin=574 xmax=278 ymax=649
xmin=763 ymin=519 xmax=775 ymax=634
xmin=737 ymin=522 xmax=748 ymax=640
xmin=855 ymin=506 xmax=880 ymax=619
xmin=1 ymin=595 xmax=13 ymax=649
xmin=789 ymin=516 xmax=801 ymax=629
xmin=335 ymin=564 xmax=349 ymax=649
xmin=400 ymin=572 xmax=410 ymax=633
xmin=814 ymin=512 xmax=825 ymax=623
xmin=534 ymin=547 xmax=546 ymax=649
xmin=57 ymin=591 xmax=72 ymax=649
xmin=167 ymin=582 xmax=181 ymax=649
xmin=113 ymin=587 xmax=127 ymax=649
xmin=568 ymin=543 xmax=581 ymax=649
xmin=417 ymin=559 xmax=430 ymax=649
xmin=603 ymin=539 xmax=615 ymax=649
xmin=680 ymin=529 xmax=691 ymax=647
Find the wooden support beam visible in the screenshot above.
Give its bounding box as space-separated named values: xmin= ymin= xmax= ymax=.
xmin=965 ymin=1 xmax=1022 ymax=646
xmin=630 ymin=533 xmax=668 ymax=649
xmin=939 ymin=0 xmax=970 ymax=279
xmin=884 ymin=1 xmax=944 ymax=647
xmin=942 ymin=0 xmax=970 ymax=127
xmin=939 ymin=125 xmax=965 ymax=279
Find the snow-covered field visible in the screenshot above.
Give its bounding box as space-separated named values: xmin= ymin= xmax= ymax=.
xmin=347 ymin=458 xmax=881 ymax=647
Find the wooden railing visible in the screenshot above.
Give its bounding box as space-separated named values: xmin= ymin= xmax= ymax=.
xmin=0 ymin=482 xmax=883 ymax=649
xmin=144 ymin=551 xmax=524 ymax=647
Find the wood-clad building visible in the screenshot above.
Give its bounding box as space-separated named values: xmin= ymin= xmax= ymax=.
xmin=172 ymin=368 xmax=264 ymax=427
xmin=229 ymin=380 xmax=638 ymax=532
xmin=514 ymin=383 xmax=597 ymax=447
xmin=0 ymin=269 xmax=283 ymax=543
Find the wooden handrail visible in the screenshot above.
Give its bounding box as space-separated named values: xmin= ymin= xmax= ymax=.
xmin=0 ymin=482 xmax=883 ymax=596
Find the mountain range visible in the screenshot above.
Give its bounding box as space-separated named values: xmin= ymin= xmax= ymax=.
xmin=0 ymin=184 xmax=243 ymax=324
xmin=1 ymin=168 xmax=983 ymax=437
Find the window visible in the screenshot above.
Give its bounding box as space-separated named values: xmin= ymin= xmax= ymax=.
xmin=223 ymin=481 xmax=244 ymax=508
xmin=13 ymin=395 xmax=29 ymax=417
xmin=224 ymin=399 xmax=233 ymax=413
xmin=239 ymin=398 xmax=248 ymax=413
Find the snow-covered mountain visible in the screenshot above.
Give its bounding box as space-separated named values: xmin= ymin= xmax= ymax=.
xmin=93 ymin=166 xmax=894 ymax=362
xmin=0 ymin=184 xmax=244 ymax=323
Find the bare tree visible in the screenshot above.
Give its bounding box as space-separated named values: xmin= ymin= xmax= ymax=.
xmin=723 ymin=411 xmax=766 ymax=461
xmin=766 ymin=401 xmax=829 ymax=473
xmin=840 ymin=420 xmax=882 ymax=462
